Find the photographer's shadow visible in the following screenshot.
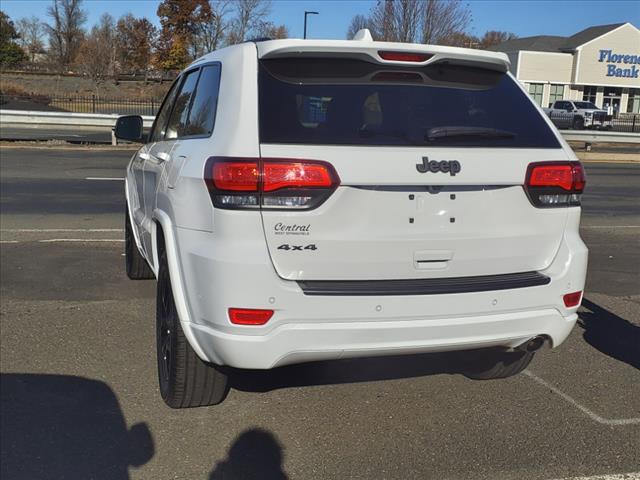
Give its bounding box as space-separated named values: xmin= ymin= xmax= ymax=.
xmin=579 ymin=298 xmax=640 ymax=370
xmin=209 ymin=428 xmax=287 ymax=480
xmin=0 ymin=374 xmax=154 ymax=480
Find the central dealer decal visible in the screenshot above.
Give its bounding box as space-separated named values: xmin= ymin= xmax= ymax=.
xmin=273 ymin=223 xmax=311 ymax=236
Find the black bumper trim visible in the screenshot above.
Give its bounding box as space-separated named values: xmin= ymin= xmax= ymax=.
xmin=297 ymin=271 xmax=550 ymax=296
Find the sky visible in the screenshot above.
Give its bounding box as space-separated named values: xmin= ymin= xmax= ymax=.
xmin=2 ymin=0 xmax=639 ymax=41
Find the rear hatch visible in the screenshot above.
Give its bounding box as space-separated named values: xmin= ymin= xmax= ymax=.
xmin=256 ymin=52 xmax=570 ymax=281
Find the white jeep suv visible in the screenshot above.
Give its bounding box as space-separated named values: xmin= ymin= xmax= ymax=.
xmin=117 ymin=33 xmax=588 ymax=408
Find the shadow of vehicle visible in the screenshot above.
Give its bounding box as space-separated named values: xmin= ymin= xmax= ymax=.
xmin=578 ymin=298 xmax=640 ymax=370
xmin=230 ymin=351 xmax=466 ymax=394
xmin=0 ymin=374 xmax=154 ymax=480
xmin=209 ymin=428 xmax=287 ymax=480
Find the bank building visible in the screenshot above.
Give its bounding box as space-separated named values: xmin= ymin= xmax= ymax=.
xmin=491 ymin=22 xmax=640 ymax=114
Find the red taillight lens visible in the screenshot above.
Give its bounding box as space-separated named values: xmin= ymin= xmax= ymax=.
xmin=212 ymin=161 xmax=259 ymax=191
xmin=572 ymin=163 xmax=586 ymax=191
xmin=563 ymin=291 xmax=582 ymax=308
xmin=528 ymin=164 xmax=574 ymax=190
xmin=228 ymin=308 xmax=274 ymax=325
xmin=378 ymin=51 xmax=433 ymax=62
xmin=263 ymin=162 xmax=335 ymax=192
xmin=205 ymin=157 xmax=340 ymax=210
xmin=525 ymin=162 xmax=586 ymax=207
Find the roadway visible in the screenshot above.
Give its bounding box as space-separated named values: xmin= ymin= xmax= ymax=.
xmin=0 ymin=146 xmax=638 ymax=480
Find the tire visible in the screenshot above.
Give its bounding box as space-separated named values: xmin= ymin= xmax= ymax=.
xmin=125 ymin=209 xmax=154 ymax=280
xmin=572 ymin=116 xmax=585 ymax=130
xmin=156 ymin=251 xmax=229 ymax=408
xmin=462 ymin=350 xmax=534 ymax=380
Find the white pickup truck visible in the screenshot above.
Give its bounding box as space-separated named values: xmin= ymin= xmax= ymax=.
xmin=543 ymin=100 xmax=611 ymax=130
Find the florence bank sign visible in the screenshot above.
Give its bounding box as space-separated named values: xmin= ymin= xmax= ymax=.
xmin=598 ymin=49 xmax=639 ymax=78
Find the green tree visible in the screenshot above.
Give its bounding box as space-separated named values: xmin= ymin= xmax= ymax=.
xmin=0 ymin=11 xmax=28 ymax=68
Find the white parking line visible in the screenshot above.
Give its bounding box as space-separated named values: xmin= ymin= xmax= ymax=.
xmin=85 ymin=177 xmax=125 ymax=181
xmin=551 ymin=473 xmax=640 ymax=480
xmin=0 ymin=240 xmax=19 ymax=244
xmin=38 ymin=239 xmax=124 ymax=243
xmin=524 ymin=370 xmax=640 ymax=426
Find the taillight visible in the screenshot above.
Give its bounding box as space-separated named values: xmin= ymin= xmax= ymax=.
xmin=205 ymin=157 xmax=340 ymax=210
xmin=378 ymin=51 xmax=433 ymax=63
xmin=212 ymin=162 xmax=258 ymax=191
xmin=563 ymin=291 xmax=582 ymax=308
xmin=524 ymin=162 xmax=586 ymax=208
xmin=228 ymin=308 xmax=274 ymax=325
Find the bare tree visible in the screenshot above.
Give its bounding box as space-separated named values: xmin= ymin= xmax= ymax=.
xmin=368 ymin=0 xmax=395 ymax=41
xmin=76 ymin=13 xmax=115 ymax=88
xmin=16 ymin=16 xmax=45 ymax=62
xmin=366 ymin=0 xmax=422 ymax=43
xmin=392 ymin=0 xmax=422 ymax=43
xmin=254 ymin=21 xmax=288 ymax=39
xmin=421 ymin=0 xmax=472 ymax=45
xmin=227 ymin=0 xmax=271 ymax=44
xmin=45 ymin=0 xmax=87 ymax=71
xmin=192 ymin=0 xmax=232 ymax=56
xmin=346 ymin=14 xmax=370 ymax=39
xmin=479 ymin=30 xmax=517 ymax=49
xmin=440 ymin=31 xmax=479 ymax=48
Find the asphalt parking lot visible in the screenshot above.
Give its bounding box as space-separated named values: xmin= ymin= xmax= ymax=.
xmin=0 ymin=146 xmax=638 ymax=480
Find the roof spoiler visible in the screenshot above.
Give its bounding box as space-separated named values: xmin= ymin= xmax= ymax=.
xmin=257 ymin=39 xmax=510 ymax=73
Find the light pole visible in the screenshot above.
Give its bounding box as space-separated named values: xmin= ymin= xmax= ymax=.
xmin=304 ymin=11 xmax=319 ymax=39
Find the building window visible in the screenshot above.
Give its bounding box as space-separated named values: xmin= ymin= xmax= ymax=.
xmin=583 ymin=86 xmax=597 ymax=104
xmin=528 ymin=83 xmax=544 ymax=106
xmin=548 ymin=84 xmax=564 ymax=107
xmin=628 ymin=89 xmax=640 ymax=114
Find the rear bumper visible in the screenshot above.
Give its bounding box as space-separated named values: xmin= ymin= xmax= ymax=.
xmin=170 ymin=211 xmax=587 ymax=369
xmin=189 ymin=309 xmax=576 ymax=369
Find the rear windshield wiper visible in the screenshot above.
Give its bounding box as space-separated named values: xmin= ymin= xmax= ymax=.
xmin=425 ymin=126 xmax=516 ymax=142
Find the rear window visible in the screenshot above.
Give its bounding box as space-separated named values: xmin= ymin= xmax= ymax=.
xmin=259 ymin=58 xmax=560 ymax=148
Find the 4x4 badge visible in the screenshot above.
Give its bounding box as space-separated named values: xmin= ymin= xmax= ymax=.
xmin=416 ymin=157 xmax=461 ymax=176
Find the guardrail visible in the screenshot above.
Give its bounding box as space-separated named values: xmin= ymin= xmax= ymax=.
xmin=0 ymin=110 xmax=155 ymax=144
xmin=1 ymin=109 xmax=639 ymax=146
xmin=561 ymin=130 xmax=640 ymax=144
xmin=0 ymin=110 xmax=155 ymax=128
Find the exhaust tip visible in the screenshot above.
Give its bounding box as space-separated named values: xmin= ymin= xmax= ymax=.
xmin=518 ymin=336 xmax=547 ymax=353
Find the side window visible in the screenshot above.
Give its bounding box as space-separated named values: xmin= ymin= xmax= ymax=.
xmin=165 ymin=69 xmax=200 ymax=140
xmin=183 ymin=64 xmax=222 ymax=137
xmin=149 ymin=79 xmax=180 ymax=143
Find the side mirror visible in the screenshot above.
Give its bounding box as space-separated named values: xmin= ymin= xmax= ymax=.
xmin=114 ymin=115 xmax=144 ymax=142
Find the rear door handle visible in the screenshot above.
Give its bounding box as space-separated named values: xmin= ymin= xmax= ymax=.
xmin=156 ymin=152 xmax=171 ymax=162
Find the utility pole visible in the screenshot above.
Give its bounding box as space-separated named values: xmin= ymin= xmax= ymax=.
xmin=304 ymin=11 xmax=319 ymax=39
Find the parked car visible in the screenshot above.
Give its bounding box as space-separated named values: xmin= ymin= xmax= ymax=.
xmin=543 ymin=100 xmax=611 ymax=130
xmin=116 ymin=30 xmax=588 ymax=408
